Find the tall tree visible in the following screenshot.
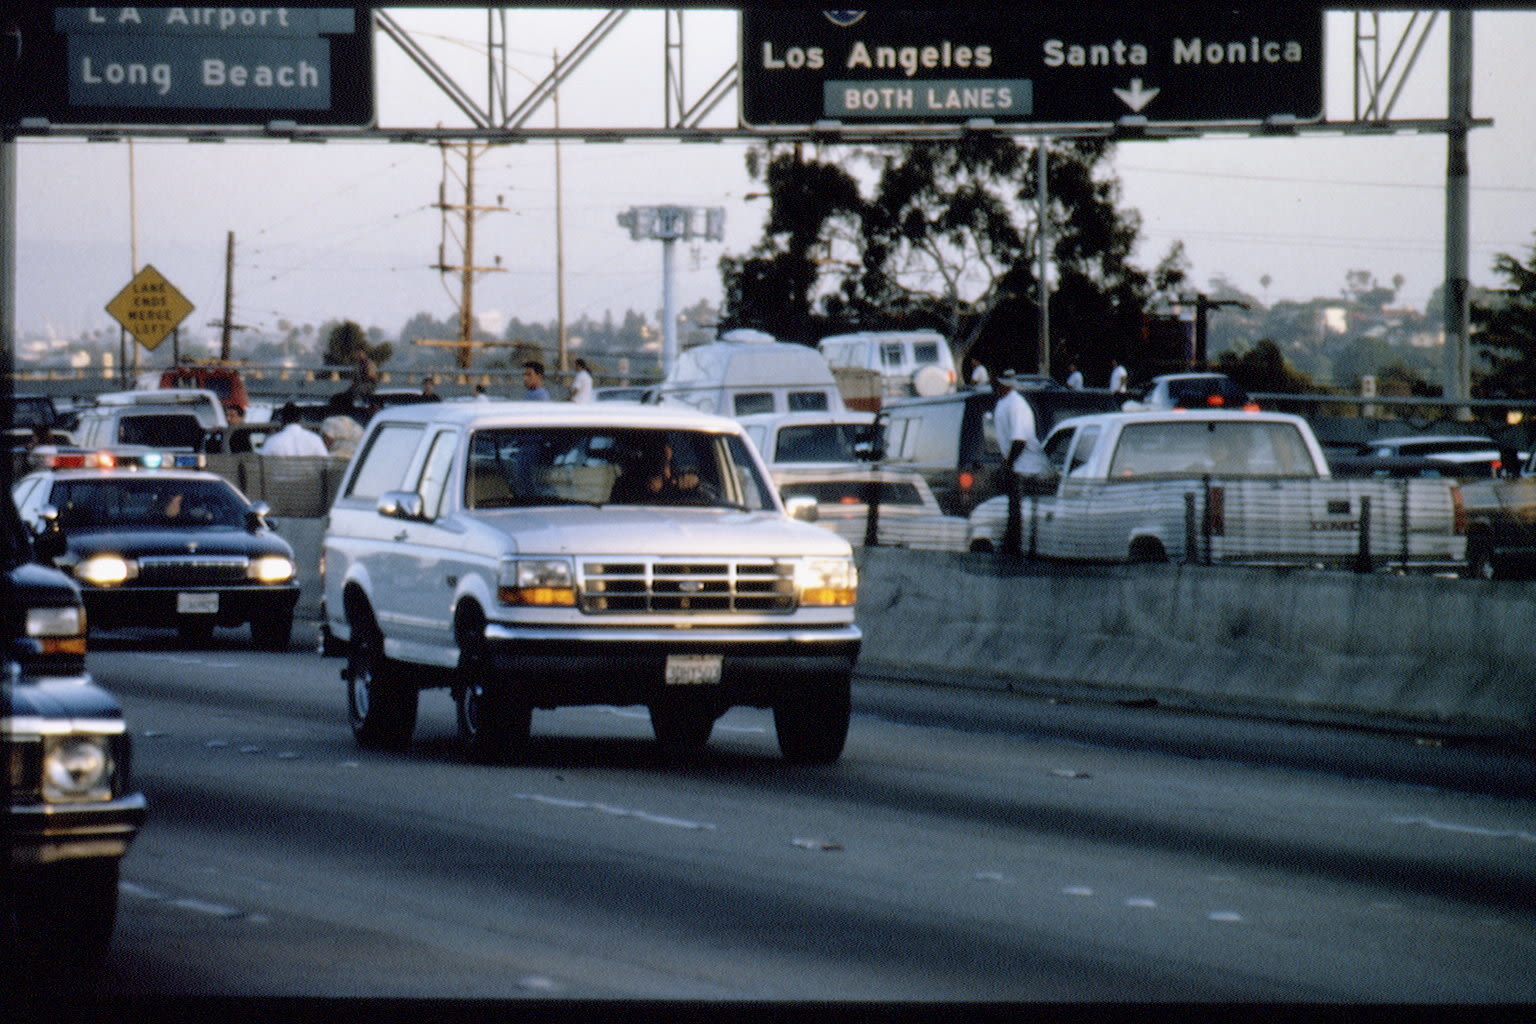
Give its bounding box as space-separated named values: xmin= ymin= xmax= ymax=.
xmin=1472 ymin=234 xmax=1536 ymax=398
xmin=720 ymin=136 xmax=1151 ymax=378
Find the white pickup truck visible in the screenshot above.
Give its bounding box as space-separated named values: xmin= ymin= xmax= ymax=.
xmin=966 ymin=409 xmax=1467 ymax=569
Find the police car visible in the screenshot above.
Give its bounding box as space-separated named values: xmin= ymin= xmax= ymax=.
xmin=12 ymin=449 xmax=301 ymax=649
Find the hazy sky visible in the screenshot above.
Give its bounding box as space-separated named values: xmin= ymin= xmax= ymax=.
xmin=13 ymin=8 xmax=1536 ymax=348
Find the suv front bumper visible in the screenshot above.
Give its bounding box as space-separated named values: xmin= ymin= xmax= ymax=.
xmin=482 ymin=623 xmax=861 ymax=707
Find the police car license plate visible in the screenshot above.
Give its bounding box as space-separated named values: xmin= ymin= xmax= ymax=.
xmin=177 ymin=592 xmax=219 ymax=614
xmin=665 ymin=654 xmax=722 ymax=685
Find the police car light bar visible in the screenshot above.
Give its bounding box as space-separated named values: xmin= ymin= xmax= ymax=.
xmin=33 ymin=449 xmax=206 ymax=470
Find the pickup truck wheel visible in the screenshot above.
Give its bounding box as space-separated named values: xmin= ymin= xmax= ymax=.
xmin=1466 ymin=535 xmax=1499 ymax=580
xmin=457 ymin=681 xmax=532 ymax=764
xmin=775 ymin=674 xmax=851 ymax=764
xmin=345 ymin=621 xmax=418 ymax=751
xmin=649 ymin=699 xmax=718 ymax=755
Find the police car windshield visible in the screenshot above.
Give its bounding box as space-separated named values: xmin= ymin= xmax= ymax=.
xmin=51 ymin=478 xmax=248 ymax=530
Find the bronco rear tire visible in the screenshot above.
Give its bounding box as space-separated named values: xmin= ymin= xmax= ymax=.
xmin=774 ymin=674 xmax=851 ymax=765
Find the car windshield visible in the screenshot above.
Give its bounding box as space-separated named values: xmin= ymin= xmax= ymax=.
xmin=49 ymin=477 xmax=250 ymax=530
xmin=465 ymin=426 xmax=776 ymax=511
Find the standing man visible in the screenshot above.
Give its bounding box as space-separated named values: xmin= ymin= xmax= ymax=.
xmin=991 ymin=371 xmax=1048 ymax=557
xmin=421 ymin=375 xmax=439 ymax=400
xmin=569 ymin=358 xmax=595 ymax=402
xmin=261 ymin=402 xmax=329 ymax=457
xmin=522 ymin=361 xmax=552 ymax=401
xmin=1065 ymin=362 xmax=1084 ymax=390
xmin=1108 ymin=359 xmax=1129 ymax=396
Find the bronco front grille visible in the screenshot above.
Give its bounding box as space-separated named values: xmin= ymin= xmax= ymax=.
xmin=134 ymin=555 xmax=250 ymax=586
xmin=579 ymin=559 xmax=796 ymax=613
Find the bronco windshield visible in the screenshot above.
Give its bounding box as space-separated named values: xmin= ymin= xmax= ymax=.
xmin=465 ymin=427 xmax=777 ymax=512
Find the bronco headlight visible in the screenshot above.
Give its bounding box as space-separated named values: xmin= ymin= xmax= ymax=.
xmin=248 ymin=554 xmax=296 ymax=584
xmin=797 ymin=558 xmax=858 ymax=607
xmin=499 ymin=558 xmax=577 ymax=607
xmin=42 ymin=736 xmax=114 ymax=803
xmin=26 ymin=604 xmax=87 ymax=657
xmin=75 ymin=554 xmax=136 ymax=586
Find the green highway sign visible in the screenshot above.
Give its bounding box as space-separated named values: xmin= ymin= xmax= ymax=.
xmin=741 ymin=9 xmax=1324 ymax=128
xmin=11 ymin=6 xmax=373 ymax=127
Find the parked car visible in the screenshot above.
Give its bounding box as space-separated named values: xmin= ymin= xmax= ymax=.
xmin=3 ymin=491 xmax=146 ymax=975
xmin=1120 ymin=372 xmax=1253 ymax=412
xmin=72 ymin=388 xmax=229 ymax=452
xmin=321 ymin=401 xmax=861 ymax=764
xmin=1340 ymin=435 xmax=1515 ymax=480
xmin=817 ymin=329 xmax=958 ymax=399
xmin=737 ymin=410 xmax=881 ymax=469
xmin=13 ymin=448 xmax=301 ymax=648
xmin=774 ymin=466 xmax=969 ymax=552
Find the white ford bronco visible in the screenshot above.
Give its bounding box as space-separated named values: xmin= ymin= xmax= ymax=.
xmin=321 ymin=402 xmax=861 ymax=763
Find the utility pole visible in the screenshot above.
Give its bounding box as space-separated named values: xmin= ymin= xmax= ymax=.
xmin=1180 ymin=293 xmax=1250 ymax=368
xmin=430 ymin=141 xmax=506 ymax=369
xmin=220 ymin=230 xmax=234 ymax=359
xmin=1443 ymin=10 xmax=1473 ymax=412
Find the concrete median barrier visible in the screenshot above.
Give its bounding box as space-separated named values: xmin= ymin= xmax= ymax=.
xmin=273 ymin=515 xmax=1534 ymax=738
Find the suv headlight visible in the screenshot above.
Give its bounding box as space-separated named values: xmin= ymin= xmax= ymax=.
xmin=248 ymin=554 xmax=296 ymax=583
xmin=42 ymin=736 xmax=115 ymax=803
xmin=26 ymin=604 xmax=87 ymax=656
xmin=797 ymin=558 xmax=858 ymax=607
xmin=499 ymin=558 xmax=577 ymax=607
xmin=75 ymin=553 xmax=137 ymax=586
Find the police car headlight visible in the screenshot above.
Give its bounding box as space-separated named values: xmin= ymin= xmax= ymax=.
xmin=499 ymin=558 xmax=577 ymax=607
xmin=797 ymin=558 xmax=858 ymax=607
xmin=42 ymin=736 xmax=114 ymax=803
xmin=75 ymin=554 xmax=136 ymax=586
xmin=248 ymin=555 xmax=296 ymax=584
xmin=26 ymin=605 xmax=87 ymax=656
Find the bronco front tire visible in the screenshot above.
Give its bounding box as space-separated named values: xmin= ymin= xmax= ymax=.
xmin=345 ymin=616 xmax=418 ymax=750
xmin=774 ymin=674 xmax=852 ymax=764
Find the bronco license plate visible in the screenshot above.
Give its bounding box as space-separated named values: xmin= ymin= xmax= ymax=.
xmin=177 ymin=592 xmax=218 ymax=614
xmin=665 ymin=654 xmax=723 ymax=685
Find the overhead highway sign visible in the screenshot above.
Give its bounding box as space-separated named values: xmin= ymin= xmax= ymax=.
xmin=9 ymin=6 xmax=373 ymax=127
xmin=740 ymin=9 xmax=1324 ymax=128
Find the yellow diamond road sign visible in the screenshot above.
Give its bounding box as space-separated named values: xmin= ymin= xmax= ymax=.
xmin=106 ymin=265 xmax=194 ymax=351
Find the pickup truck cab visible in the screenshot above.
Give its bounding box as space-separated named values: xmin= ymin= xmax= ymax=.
xmin=322 ymin=402 xmax=861 ymax=763
xmin=967 ymin=409 xmax=1466 ymax=569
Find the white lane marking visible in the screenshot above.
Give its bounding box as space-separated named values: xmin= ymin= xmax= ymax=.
xmin=1062 ymin=886 xmax=1094 ymax=897
xmin=1389 ymin=816 xmax=1536 ymax=843
xmin=791 ymin=837 xmax=844 ymax=851
xmin=973 ymin=871 xmax=1010 ymax=883
xmin=1208 ymin=911 xmax=1244 ymax=923
xmin=592 ymin=705 xmax=766 ymax=734
xmin=170 ymin=897 xmax=243 ymax=919
xmin=1125 ymin=897 xmax=1157 ymax=909
xmin=138 ymin=654 xmax=240 ymax=669
xmin=514 ymin=792 xmax=716 ymax=831
xmin=120 ymin=881 xmax=166 ymax=901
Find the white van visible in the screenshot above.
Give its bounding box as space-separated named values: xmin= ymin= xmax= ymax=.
xmin=651 ymin=329 xmax=846 ymax=417
xmin=817 ymin=330 xmax=957 ymax=399
xmin=72 ymin=389 xmax=229 ymax=451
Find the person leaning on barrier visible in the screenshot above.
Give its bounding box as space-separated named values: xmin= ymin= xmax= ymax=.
xmin=991 ymin=370 xmax=1050 ymax=557
xmin=261 ymin=402 xmax=329 ymax=457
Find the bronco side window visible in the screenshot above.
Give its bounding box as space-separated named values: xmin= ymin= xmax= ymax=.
xmin=347 ymin=424 xmax=425 ymax=501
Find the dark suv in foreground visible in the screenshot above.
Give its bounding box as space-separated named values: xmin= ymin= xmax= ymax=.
xmin=3 ymin=492 xmax=146 ymax=977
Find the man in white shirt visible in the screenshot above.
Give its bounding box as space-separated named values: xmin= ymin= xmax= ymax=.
xmin=1108 ymin=360 xmax=1129 ymax=395
xmin=569 ymin=358 xmax=595 ymax=402
xmin=991 ymin=371 xmax=1048 ymax=556
xmin=261 ymin=402 xmax=329 ymax=457
xmin=1065 ymin=362 xmax=1084 ymax=390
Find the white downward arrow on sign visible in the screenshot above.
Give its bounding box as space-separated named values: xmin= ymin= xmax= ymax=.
xmin=1114 ymin=79 xmax=1160 ymax=113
